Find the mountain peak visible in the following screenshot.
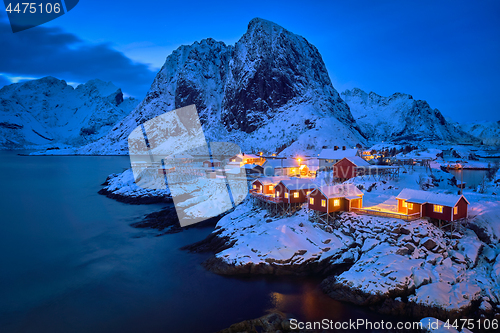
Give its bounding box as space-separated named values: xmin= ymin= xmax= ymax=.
xmin=247 ymin=17 xmax=283 ymax=32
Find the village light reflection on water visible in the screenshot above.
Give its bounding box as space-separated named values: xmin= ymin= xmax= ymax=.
xmin=268 ymin=284 xmax=353 ymax=322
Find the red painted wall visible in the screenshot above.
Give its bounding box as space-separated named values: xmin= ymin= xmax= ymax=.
xmin=333 ymin=158 xmax=356 ymax=180
xmin=454 ymin=197 xmax=468 ymax=220
xmin=275 ymin=183 xmax=314 ymax=204
xmin=308 ymin=189 xmax=350 ymax=213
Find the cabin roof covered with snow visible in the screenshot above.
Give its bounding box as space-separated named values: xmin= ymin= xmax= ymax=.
xmin=252 ymin=176 xmax=289 ymax=186
xmin=315 ymin=184 xmax=363 ymax=199
xmin=318 ymin=148 xmax=358 ymax=160
xmin=277 ymin=178 xmax=318 ymax=191
xmin=234 ymin=153 xmax=260 ymax=159
xmin=243 ymin=164 xmax=262 ymax=169
xmin=263 ymin=158 xmax=299 ymax=168
xmin=343 ymin=156 xmax=371 ymax=167
xmin=396 ymin=189 xmax=469 ymax=207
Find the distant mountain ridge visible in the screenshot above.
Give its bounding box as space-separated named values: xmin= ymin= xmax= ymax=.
xmin=460 ymin=121 xmax=500 ymax=146
xmin=78 ymin=18 xmax=366 ymax=156
xmin=342 ymin=88 xmax=478 ymax=144
xmin=0 ymin=76 xmax=139 ymax=149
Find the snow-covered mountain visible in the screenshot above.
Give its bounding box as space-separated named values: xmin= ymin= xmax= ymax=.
xmin=0 ymin=77 xmax=139 ymax=149
xmin=460 ymin=121 xmax=500 ymax=146
xmin=342 ymin=88 xmax=478 ymax=144
xmin=78 ymin=18 xmax=366 ymax=156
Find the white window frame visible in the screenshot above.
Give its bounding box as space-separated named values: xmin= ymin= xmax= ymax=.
xmin=293 ymin=192 xmax=299 ymax=198
xmin=321 ymin=199 xmax=326 ymax=207
xmin=334 ymin=199 xmax=340 ymax=207
xmin=408 ymin=203 xmax=413 ymax=210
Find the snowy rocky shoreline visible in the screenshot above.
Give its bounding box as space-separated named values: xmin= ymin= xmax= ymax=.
xmin=187 ymin=200 xmax=500 ymax=323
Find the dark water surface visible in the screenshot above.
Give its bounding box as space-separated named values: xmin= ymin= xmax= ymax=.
xmin=0 ymin=151 xmax=393 ymax=333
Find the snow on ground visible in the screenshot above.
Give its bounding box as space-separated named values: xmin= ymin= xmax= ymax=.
xmin=469 ymin=201 xmax=500 ymax=242
xmin=396 ymin=148 xmax=442 ymax=160
xmin=215 ymin=200 xmax=349 ymax=266
xmin=102 ymin=168 xmax=170 ymax=200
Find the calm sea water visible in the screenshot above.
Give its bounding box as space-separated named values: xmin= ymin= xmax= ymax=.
xmin=0 ymin=151 xmax=392 ymax=333
xmin=448 ymin=157 xmax=500 ymax=188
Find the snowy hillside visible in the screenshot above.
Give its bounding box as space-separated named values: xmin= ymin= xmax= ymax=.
xmin=0 ymin=76 xmax=139 ymax=149
xmin=342 ymin=88 xmax=478 ymax=144
xmin=461 ymin=121 xmax=500 ymax=146
xmin=78 ymin=18 xmax=366 ymax=156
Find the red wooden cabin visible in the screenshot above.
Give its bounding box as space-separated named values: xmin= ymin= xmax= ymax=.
xmin=274 ymin=179 xmax=318 ymax=204
xmin=396 ymin=189 xmax=469 ymax=222
xmin=203 ymin=159 xmax=221 ymax=168
xmin=308 ymin=184 xmax=363 ymax=213
xmin=251 ymin=176 xmax=289 ymax=195
xmin=333 ymin=157 xmax=371 ymax=180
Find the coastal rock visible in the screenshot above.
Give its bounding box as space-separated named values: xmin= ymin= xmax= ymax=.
xmin=217 ymin=311 xmax=288 ymax=333
xmin=420 ymin=238 xmax=437 ymax=251
xmin=98 ymin=169 xmax=171 ymax=204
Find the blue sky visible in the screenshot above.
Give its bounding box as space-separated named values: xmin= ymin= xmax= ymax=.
xmin=1 ymin=0 xmax=499 ymax=123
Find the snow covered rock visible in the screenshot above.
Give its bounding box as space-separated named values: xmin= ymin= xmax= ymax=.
xmin=99 ymin=169 xmax=170 ymax=204
xmin=460 ymin=120 xmax=500 ymax=146
xmin=342 ymin=88 xmax=478 ymax=143
xmin=0 ymin=77 xmax=138 ymax=149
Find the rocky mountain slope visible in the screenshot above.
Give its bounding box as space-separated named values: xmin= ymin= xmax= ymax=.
xmin=0 ymin=76 xmax=138 ymax=149
xmin=78 ymin=18 xmax=366 ymax=156
xmin=460 ymin=121 xmax=500 ymax=146
xmin=342 ymin=88 xmax=478 ymax=143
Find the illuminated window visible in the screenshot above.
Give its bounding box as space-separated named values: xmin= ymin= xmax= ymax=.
xmin=402 ymin=201 xmax=407 ymax=208
xmin=285 ymin=193 xmax=289 ymax=199
xmin=408 ymin=203 xmax=413 ymax=210
xmin=293 ymin=192 xmax=299 ymax=198
xmin=253 ymin=184 xmax=256 ymax=189
xmin=433 ymin=205 xmax=443 ymax=213
xmin=334 ymin=199 xmax=340 ymax=207
xmin=321 ymin=199 xmax=326 ymax=207
xmin=310 ymin=198 xmax=314 ymax=205
xmin=306 ymin=191 xmax=311 ymax=195
xmin=259 ymin=185 xmax=262 ymax=190
xmin=276 ymin=191 xmax=280 ymax=197
xmin=268 ymin=185 xmax=273 ymax=190
xmin=454 ymin=206 xmax=458 ymax=215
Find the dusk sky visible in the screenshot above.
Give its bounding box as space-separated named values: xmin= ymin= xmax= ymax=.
xmin=1 ymin=0 xmax=499 ymax=123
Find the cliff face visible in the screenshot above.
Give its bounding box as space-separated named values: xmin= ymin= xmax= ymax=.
xmin=0 ymin=76 xmax=138 ymax=149
xmin=78 ymin=18 xmax=366 ymax=156
xmin=342 ymin=88 xmax=478 ymax=143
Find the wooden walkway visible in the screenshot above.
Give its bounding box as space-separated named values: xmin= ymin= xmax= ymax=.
xmin=250 ymin=192 xmax=283 ymax=203
xmin=351 ymin=208 xmax=421 ymax=221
